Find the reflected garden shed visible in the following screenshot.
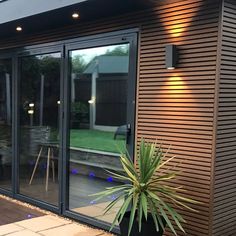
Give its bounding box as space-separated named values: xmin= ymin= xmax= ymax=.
xmin=0 ymin=0 xmax=235 ymax=235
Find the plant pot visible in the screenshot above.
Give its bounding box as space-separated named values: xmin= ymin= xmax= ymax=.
xmin=119 ymin=211 xmax=166 ymax=236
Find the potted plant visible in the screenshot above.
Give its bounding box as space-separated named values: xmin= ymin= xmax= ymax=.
xmin=91 ymin=139 xmax=198 ymax=236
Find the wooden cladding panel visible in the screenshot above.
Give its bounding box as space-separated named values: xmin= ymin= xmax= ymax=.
xmin=138 ymin=3 xmax=219 ymax=235
xmin=0 ymin=0 xmax=221 ymax=235
xmin=213 ymin=0 xmax=236 ymax=235
xmin=137 ymin=1 xmax=219 ymax=236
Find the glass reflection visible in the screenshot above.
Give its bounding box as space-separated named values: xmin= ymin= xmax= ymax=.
xmin=0 ymin=59 xmax=12 ymax=190
xmin=19 ymin=53 xmax=61 ymax=205
xmin=68 ymin=44 xmax=130 ymax=224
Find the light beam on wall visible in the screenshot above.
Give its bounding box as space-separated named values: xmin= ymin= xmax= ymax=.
xmin=160 ymin=1 xmax=201 ymax=39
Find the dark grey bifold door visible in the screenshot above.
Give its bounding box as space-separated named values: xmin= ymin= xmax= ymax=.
xmin=0 ymin=58 xmax=12 ymax=190
xmin=18 ymin=52 xmax=61 ymax=206
xmin=67 ymin=42 xmax=135 ymax=225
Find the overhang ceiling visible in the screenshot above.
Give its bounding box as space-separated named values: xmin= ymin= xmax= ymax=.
xmin=0 ymin=0 xmax=153 ymax=39
xmin=0 ymin=0 xmax=86 ymax=24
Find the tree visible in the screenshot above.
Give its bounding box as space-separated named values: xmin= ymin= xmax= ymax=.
xmin=71 ymin=55 xmax=87 ymax=74
xmin=104 ymin=45 xmax=129 ymax=56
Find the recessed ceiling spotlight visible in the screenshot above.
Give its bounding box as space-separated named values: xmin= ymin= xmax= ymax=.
xmin=72 ymin=12 xmax=79 ymax=19
xmin=16 ymin=26 xmax=22 ymax=32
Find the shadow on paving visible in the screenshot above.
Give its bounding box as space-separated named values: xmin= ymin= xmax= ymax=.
xmin=0 ymin=198 xmax=45 ymax=226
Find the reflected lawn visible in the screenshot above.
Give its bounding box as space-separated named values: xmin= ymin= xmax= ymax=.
xmin=70 ymin=129 xmax=126 ymax=153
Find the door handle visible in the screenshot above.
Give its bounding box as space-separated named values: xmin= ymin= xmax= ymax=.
xmin=126 ymin=124 xmax=131 ymax=144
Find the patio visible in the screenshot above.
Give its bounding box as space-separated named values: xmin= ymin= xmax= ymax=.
xmin=0 ymin=195 xmax=113 ymax=236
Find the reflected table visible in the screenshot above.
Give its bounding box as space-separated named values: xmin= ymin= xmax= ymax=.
xmin=29 ymin=142 xmax=58 ymax=191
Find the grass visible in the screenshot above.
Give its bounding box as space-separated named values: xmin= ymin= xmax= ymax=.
xmin=70 ymin=129 xmax=126 ymax=153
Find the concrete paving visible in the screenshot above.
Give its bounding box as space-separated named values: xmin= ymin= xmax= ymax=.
xmin=0 ymin=215 xmax=114 ymax=236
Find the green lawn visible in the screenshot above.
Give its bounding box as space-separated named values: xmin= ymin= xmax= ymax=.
xmin=70 ymin=129 xmax=126 ymax=153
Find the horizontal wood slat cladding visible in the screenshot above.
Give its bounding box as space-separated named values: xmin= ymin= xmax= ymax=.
xmin=213 ymin=0 xmax=236 ymax=235
xmin=0 ymin=0 xmax=221 ymax=235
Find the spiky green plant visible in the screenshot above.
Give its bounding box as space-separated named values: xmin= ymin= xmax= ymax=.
xmin=91 ymin=139 xmax=198 ymax=236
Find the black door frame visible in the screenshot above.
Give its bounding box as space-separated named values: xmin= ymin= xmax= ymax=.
xmin=63 ymin=32 xmax=138 ymax=233
xmin=14 ymin=45 xmax=64 ymax=213
xmin=0 ymin=53 xmax=15 ymax=197
xmin=0 ymin=29 xmax=138 ymax=234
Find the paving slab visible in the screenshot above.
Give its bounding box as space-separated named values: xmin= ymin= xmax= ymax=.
xmin=40 ymin=223 xmax=104 ymax=236
xmin=0 ymin=224 xmax=24 ymax=235
xmin=6 ymin=229 xmax=40 ymax=236
xmin=15 ymin=215 xmax=70 ymax=232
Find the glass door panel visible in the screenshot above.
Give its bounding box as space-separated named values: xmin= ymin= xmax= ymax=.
xmin=68 ymin=44 xmax=130 ymax=224
xmin=0 ymin=59 xmax=12 ymax=190
xmin=19 ymin=52 xmax=61 ymax=206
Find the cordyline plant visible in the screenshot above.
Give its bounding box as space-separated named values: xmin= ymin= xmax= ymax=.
xmin=91 ymin=139 xmax=198 ymax=236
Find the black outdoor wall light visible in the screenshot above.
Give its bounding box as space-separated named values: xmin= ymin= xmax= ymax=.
xmin=165 ymin=44 xmax=178 ymax=69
